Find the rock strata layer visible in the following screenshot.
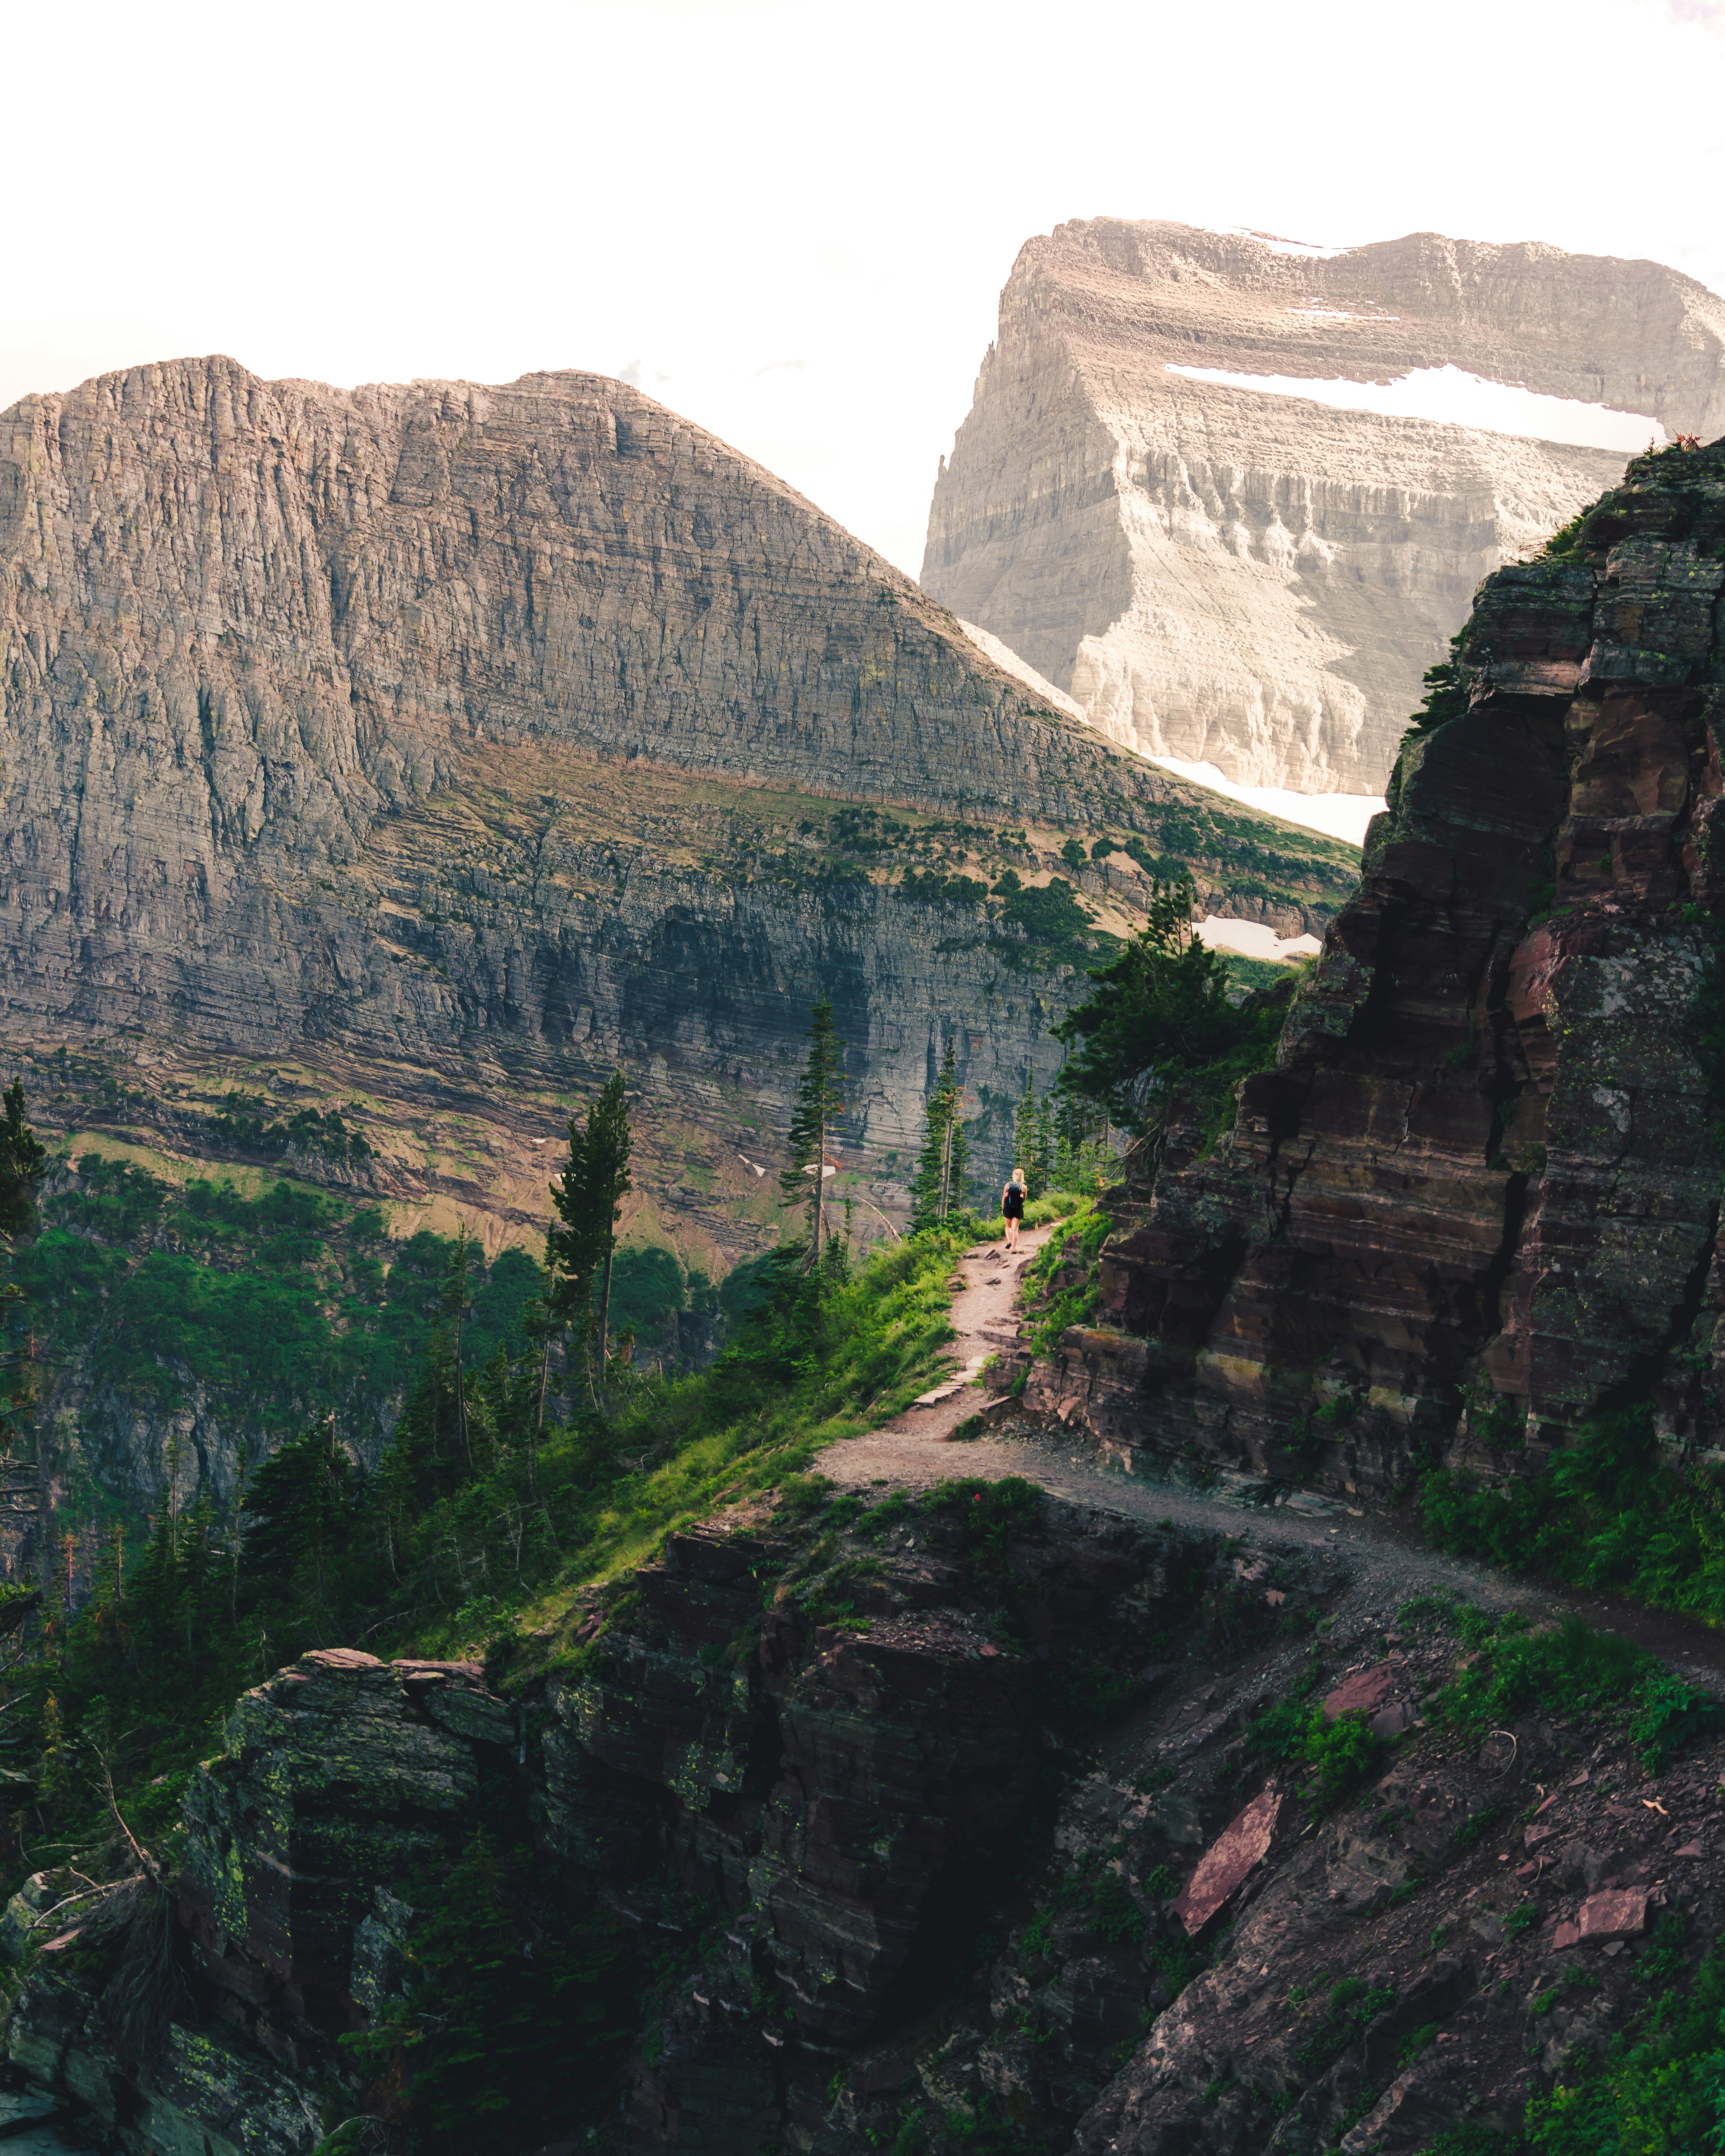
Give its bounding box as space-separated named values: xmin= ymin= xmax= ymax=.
xmin=924 ymin=221 xmax=1725 ymax=791
xmin=12 ymin=1493 xmax=1722 ymax=2156
xmin=1030 ymin=436 xmax=1725 ymax=1486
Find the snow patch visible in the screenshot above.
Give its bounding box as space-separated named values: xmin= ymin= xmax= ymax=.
xmin=1165 ymin=360 xmax=1664 ymax=455
xmin=1231 ymin=229 xmax=1353 ymax=260
xmin=1196 ymin=916 xmax=1322 ymax=964
xmin=1150 ymin=757 xmax=1382 ymax=847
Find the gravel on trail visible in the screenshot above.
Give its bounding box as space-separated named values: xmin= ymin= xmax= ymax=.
xmin=824 ymin=1222 xmax=1725 ymax=1695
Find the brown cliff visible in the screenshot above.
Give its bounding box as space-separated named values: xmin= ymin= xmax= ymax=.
xmin=14 ymin=1489 xmax=1725 ymax=2156
xmin=923 ymin=222 xmax=1725 ymax=791
xmin=1030 ymin=436 xmax=1725 ymax=1487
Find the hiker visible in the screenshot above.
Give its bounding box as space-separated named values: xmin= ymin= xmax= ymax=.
xmin=1001 ymin=1167 xmax=1027 ymax=1251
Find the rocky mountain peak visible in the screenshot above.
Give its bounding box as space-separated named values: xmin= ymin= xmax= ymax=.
xmin=923 ymin=219 xmax=1725 ymax=793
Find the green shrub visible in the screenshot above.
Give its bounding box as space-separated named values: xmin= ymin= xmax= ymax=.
xmin=1427 ymin=1605 xmax=1716 ymax=1773
xmin=1014 ymin=1201 xmax=1115 ymax=1376
xmin=1420 ymin=1402 xmax=1725 ymax=1628
xmin=1244 ymin=1698 xmax=1385 ymax=1807
xmin=1452 ymin=1804 xmax=1503 ymax=1853
xmin=1292 ymin=1977 xmax=1396 ymax=2079
xmin=923 ymin=1475 xmax=1043 ymax=1563
xmin=1522 ymin=1944 xmax=1725 ymax=2154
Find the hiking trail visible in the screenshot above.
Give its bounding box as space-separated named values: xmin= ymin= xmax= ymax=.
xmin=826 ymin=1221 xmax=1725 ymax=1690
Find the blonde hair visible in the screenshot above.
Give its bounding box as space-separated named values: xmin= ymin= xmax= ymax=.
xmin=1010 ymin=1169 xmax=1026 ymax=1187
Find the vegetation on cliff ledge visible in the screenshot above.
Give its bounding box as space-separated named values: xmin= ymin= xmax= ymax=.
xmin=1051 ymin=875 xmax=1296 ymax=1157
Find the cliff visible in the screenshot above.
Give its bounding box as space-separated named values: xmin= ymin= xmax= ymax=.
xmin=10 ymin=1483 xmax=1722 ymax=2156
xmin=0 ymin=357 xmax=1355 ymax=1199
xmin=922 ymin=221 xmax=1725 ymax=792
xmin=1029 ymin=435 xmax=1725 ymax=1488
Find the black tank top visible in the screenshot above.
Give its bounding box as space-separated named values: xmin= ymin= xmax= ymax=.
xmin=1002 ymin=1184 xmax=1025 ymax=1219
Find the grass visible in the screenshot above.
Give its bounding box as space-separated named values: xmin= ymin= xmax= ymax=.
xmin=1013 ymin=1198 xmax=1115 ymax=1378
xmin=1290 ymin=1976 xmax=1396 ymax=2080
xmin=490 ymin=1226 xmax=981 ymax=1666
xmin=971 ymin=1188 xmax=1089 ymax=1243
xmin=1420 ymin=1401 xmax=1725 ymax=1629
xmin=1427 ymin=1606 xmax=1719 ymax=1772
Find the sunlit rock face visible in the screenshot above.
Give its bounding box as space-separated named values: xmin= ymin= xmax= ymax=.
xmin=923 ymin=220 xmax=1725 ymax=792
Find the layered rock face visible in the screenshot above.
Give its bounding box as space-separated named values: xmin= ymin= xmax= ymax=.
xmin=1 ymin=1498 xmax=1253 ymax=2155
xmin=0 ymin=357 xmax=1354 ymax=1212
xmin=923 ymin=221 xmax=1725 ymax=792
xmin=1030 ymin=438 xmax=1725 ymax=1487
xmin=16 ymin=1493 xmax=1720 ymax=2156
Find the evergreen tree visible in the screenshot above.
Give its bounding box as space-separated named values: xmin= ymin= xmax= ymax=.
xmin=0 ymin=1079 xmax=47 ymax=1240
xmin=1052 ymin=874 xmax=1284 ymax=1159
xmin=441 ymin=1227 xmax=477 ymax=1469
xmin=1014 ymin=1070 xmax=1054 ymax=1201
xmin=912 ymin=1033 xmax=969 ymax=1231
xmin=780 ymin=1000 xmax=846 ymax=1264
xmin=240 ymin=1417 xmax=358 ymax=1654
xmin=1033 ymin=1090 xmax=1056 ymax=1197
xmin=0 ymin=1080 xmax=44 ymax=1459
xmin=547 ymin=1073 xmax=633 ymax=1400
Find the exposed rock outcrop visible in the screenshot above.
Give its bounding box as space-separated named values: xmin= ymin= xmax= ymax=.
xmin=1029 ymin=436 xmax=1725 ymax=1486
xmin=1 ymin=1496 xmax=1252 ymax=2153
xmin=923 ymin=221 xmax=1725 ymax=792
xmin=14 ymin=1492 xmax=1722 ymax=2156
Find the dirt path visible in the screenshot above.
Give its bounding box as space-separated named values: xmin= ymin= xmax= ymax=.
xmin=826 ymin=1230 xmax=1725 ymax=1693
xmin=853 ymin=1219 xmax=1062 ymax=1443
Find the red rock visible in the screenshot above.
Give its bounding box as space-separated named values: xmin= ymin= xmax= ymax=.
xmin=1674 ymin=1840 xmax=1705 ymax=1858
xmin=1526 ymin=1825 xmax=1559 ymax=1852
xmin=1174 ymin=1790 xmax=1281 ymax=1936
xmin=1323 ymin=1665 xmax=1399 ymax=1719
xmin=1577 ymin=1888 xmax=1650 ymax=1943
xmin=1552 ymin=1920 xmax=1581 ymax=1950
xmin=1023 ymin=446 xmax=1725 ymax=1497
xmin=1369 ymin=1700 xmax=1418 ymax=1740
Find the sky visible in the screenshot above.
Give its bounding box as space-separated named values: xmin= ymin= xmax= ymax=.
xmin=4 ymin=0 xmax=1722 ymax=579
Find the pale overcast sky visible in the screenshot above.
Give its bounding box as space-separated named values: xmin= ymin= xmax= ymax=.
xmin=5 ymin=0 xmax=1722 ymax=574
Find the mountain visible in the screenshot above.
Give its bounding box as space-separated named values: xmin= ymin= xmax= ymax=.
xmin=922 ymin=220 xmax=1725 ymax=793
xmin=0 ymin=355 xmax=1358 ymax=1511
xmin=8 ymin=422 xmax=1725 ymax=2156
xmin=1031 ymin=434 xmax=1725 ymax=1479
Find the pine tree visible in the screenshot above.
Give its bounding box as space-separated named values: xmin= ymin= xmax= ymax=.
xmin=547 ymin=1073 xmax=633 ymax=1400
xmin=912 ymin=1033 xmax=969 ymax=1231
xmin=240 ymin=1417 xmax=357 ymax=1653
xmin=1035 ymin=1094 xmax=1055 ymax=1197
xmin=1014 ymin=1070 xmax=1054 ymax=1201
xmin=0 ymin=1080 xmax=44 ymax=1465
xmin=780 ymin=1001 xmax=846 ymax=1264
xmin=441 ymin=1229 xmax=476 ymax=1469
xmin=0 ymin=1079 xmax=47 ymax=1240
